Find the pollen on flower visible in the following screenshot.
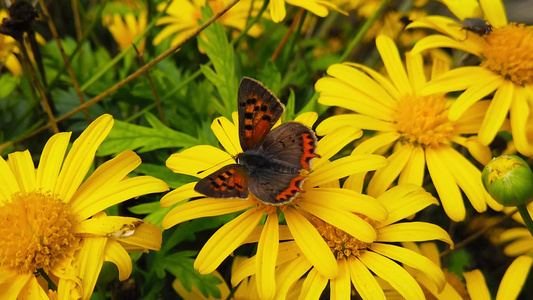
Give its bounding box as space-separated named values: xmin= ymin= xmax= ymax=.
xmin=0 ymin=191 xmax=78 ymax=274
xmin=481 ymin=23 xmax=533 ymax=85
xmin=312 ymin=217 xmax=369 ymax=260
xmin=395 ymin=94 xmax=455 ymax=148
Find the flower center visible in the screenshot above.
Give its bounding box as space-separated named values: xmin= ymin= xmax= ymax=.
xmin=395 ymin=94 xmax=455 ymax=147
xmin=481 ymin=23 xmax=533 ymax=85
xmin=312 ymin=217 xmax=370 ymax=260
xmin=0 ymin=191 xmax=78 ymax=274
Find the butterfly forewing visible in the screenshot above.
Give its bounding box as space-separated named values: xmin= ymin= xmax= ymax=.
xmin=194 ymin=164 xmax=249 ymax=199
xmin=238 ymin=77 xmax=285 ymax=151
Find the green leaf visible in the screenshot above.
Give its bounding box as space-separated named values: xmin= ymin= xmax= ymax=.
xmin=257 ymin=61 xmax=282 ymax=95
xmin=97 ymin=113 xmax=200 ymax=156
xmin=128 ymin=201 xmax=171 ymax=228
xmin=135 ymin=163 xmax=195 ymax=189
xmin=0 ymin=74 xmax=20 ymax=99
xmin=197 ymin=4 xmax=238 ymax=118
xmin=163 ymin=252 xmax=223 ymax=299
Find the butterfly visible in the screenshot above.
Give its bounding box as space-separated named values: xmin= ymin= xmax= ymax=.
xmin=194 ymin=77 xmax=320 ymax=205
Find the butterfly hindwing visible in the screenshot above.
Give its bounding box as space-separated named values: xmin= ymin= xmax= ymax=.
xmin=247 ymin=171 xmax=306 ymax=205
xmin=238 ymin=77 xmax=285 ymax=151
xmin=194 ymin=164 xmax=249 ymax=199
xmin=258 ymin=122 xmax=319 ymax=170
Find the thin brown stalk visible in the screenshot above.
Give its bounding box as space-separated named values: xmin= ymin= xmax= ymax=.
xmin=38 ymin=0 xmax=92 ymax=122
xmin=0 ymin=0 xmax=241 ymax=151
xmin=71 ymin=0 xmax=83 ymax=42
xmin=270 ymin=8 xmax=304 ymax=62
xmin=133 ymin=44 xmax=167 ymax=126
xmin=18 ymin=40 xmax=59 ymax=133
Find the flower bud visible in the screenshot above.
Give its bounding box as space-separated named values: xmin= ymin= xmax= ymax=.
xmin=482 ymin=155 xmax=533 ymax=206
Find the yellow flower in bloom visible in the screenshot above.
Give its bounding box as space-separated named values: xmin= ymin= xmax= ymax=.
xmin=408 ymin=0 xmax=533 ymax=156
xmin=233 ymin=185 xmax=453 ymax=299
xmin=383 ymin=242 xmax=533 ymax=299
xmin=153 ymin=0 xmax=263 ymax=47
xmin=315 ymin=34 xmax=504 ymax=222
xmin=103 ymin=12 xmax=147 ymax=52
xmin=0 ymin=10 xmax=22 ymax=75
xmin=0 ymin=114 xmax=169 ymax=299
xmin=161 ymin=111 xmax=387 ymax=299
xmin=269 ymin=0 xmax=341 ymax=23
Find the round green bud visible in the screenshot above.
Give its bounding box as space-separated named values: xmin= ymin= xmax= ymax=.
xmin=482 ymin=155 xmax=533 ymax=206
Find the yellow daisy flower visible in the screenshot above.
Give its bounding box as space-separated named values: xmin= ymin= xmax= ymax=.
xmin=269 ymin=0 xmax=341 ymax=23
xmin=233 ymin=185 xmax=453 ymax=299
xmin=384 ymin=242 xmax=533 ymax=299
xmin=161 ymin=111 xmax=387 ymax=299
xmin=408 ymin=0 xmax=533 ymax=156
xmin=153 ymin=0 xmax=263 ymax=48
xmin=315 ymin=34 xmax=504 ymax=222
xmin=0 ymin=114 xmax=169 ymax=299
xmin=103 ymin=11 xmax=147 ymax=52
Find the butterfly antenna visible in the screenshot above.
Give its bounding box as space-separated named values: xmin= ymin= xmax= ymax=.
xmin=217 ymin=119 xmax=240 ymax=159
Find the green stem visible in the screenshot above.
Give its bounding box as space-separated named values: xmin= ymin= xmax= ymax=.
xmin=517 ymin=204 xmax=533 ymax=236
xmin=339 ymin=0 xmax=388 ymax=62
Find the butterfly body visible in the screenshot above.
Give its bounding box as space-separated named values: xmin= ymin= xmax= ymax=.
xmin=194 ymin=77 xmax=319 ymax=205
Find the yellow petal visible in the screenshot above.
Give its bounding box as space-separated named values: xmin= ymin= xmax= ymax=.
xmin=73 ymin=176 xmax=169 ymax=220
xmin=241 ymin=224 xmax=293 ymax=245
xmin=211 ymin=116 xmax=241 ymax=156
xmin=426 ymin=147 xmax=465 ymax=222
xmin=504 ymin=239 xmax=533 ymax=257
xmin=166 ymin=145 xmax=233 ymax=178
xmin=0 ymin=155 xmax=21 ymax=203
xmin=348 ymin=257 xmax=385 ymax=300
xmin=376 ymin=35 xmax=412 ymax=95
xmin=412 ymin=34 xmax=483 ymax=56
xmin=351 ymin=132 xmax=399 ymax=155
xmin=368 ymin=143 xmax=413 ymax=197
xmin=19 ymin=276 xmax=48 ymax=299
xmin=160 ymin=182 xmax=201 ymax=207
xmin=378 ymin=185 xmax=438 ymax=226
xmin=104 ymin=239 xmax=132 ymax=280
xmin=7 ymin=150 xmax=35 ymax=193
xmin=317 ymin=93 xmax=395 ymax=122
xmin=36 ymin=132 xmax=71 ymax=192
xmin=449 ymin=75 xmax=503 ymax=120
xmin=359 ymin=250 xmax=424 ymax=300
xmin=437 ymin=147 xmax=489 ymax=213
xmin=479 ymin=0 xmax=508 ymax=27
xmin=464 ymin=270 xmax=491 ymax=300
xmin=275 ymin=255 xmax=313 ymax=298
xmin=298 ymin=199 xmax=376 ymax=243
xmin=294 ymin=112 xmax=318 ymax=128
xmin=496 ymin=256 xmax=533 ymax=300
xmin=286 ymin=0 xmax=329 ymax=17
xmin=305 ymin=188 xmax=388 ymax=221
xmin=330 ymin=258 xmax=351 ymax=299
xmin=310 ymin=154 xmax=387 ymax=187
xmin=0 ymin=272 xmax=32 ymax=299
xmin=509 ymin=87 xmax=532 ymax=156
xmin=420 ymin=242 xmax=441 ymax=267
xmin=315 ymin=115 xmax=394 ymax=136
xmin=118 ymin=220 xmax=162 ymax=251
xmin=195 ymin=209 xmax=263 ymax=274
xmin=325 ymin=64 xmax=396 ymax=108
xmin=299 ymin=268 xmax=328 ymax=300
xmin=285 ymin=207 xmax=338 ymax=279
xmin=344 ymin=62 xmax=400 ymax=100
xmin=162 ymin=198 xmax=253 ymax=229
xmin=76 ymin=237 xmax=107 ymax=300
xmin=420 ymin=66 xmax=494 ymax=95
xmin=377 ymin=222 xmax=453 ymax=246
xmin=405 ymin=52 xmax=426 ymax=92
xmin=256 ymin=213 xmax=279 ymax=299
xmin=440 ymin=0 xmax=482 ymax=20
xmin=398 ymin=146 xmax=425 ymax=187
xmin=270 ymin=0 xmax=286 ymax=23
xmin=480 ymin=81 xmax=514 ymax=143
xmin=55 ymin=114 xmax=113 ymax=203
xmin=313 ymin=126 xmax=363 ymax=168
xmin=371 ymin=243 xmax=445 ymax=292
